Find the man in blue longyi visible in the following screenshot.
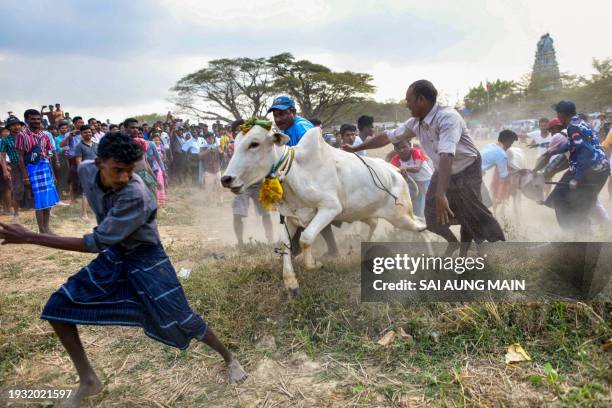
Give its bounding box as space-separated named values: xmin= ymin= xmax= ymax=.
xmin=0 ymin=132 xmax=246 ymax=407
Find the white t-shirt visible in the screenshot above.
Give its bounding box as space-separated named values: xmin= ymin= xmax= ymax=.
xmin=181 ymin=137 xmax=200 ymax=154
xmin=527 ymin=130 xmax=551 ymax=157
xmin=160 ymin=132 xmax=170 ymax=150
xmin=352 ymin=136 xmax=367 ymax=157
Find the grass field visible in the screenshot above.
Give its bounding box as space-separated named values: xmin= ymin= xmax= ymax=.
xmin=0 ymin=184 xmax=611 ymax=407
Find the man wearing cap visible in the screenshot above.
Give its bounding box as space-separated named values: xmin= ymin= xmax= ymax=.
xmin=268 ymin=96 xmax=314 ymax=147
xmin=0 ymin=117 xmax=26 ymax=221
xmin=534 ymin=118 xmax=568 ymax=181
xmin=344 ymin=80 xmax=505 ymax=255
xmin=539 ymin=101 xmax=610 ymax=229
xmin=268 ymin=95 xmax=339 ymax=257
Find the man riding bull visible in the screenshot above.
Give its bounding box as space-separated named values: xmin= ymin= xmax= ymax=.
xmin=343 ymin=80 xmax=505 ymax=255
xmin=537 ymin=101 xmax=610 ymax=230
xmin=268 ymin=96 xmax=339 ymax=257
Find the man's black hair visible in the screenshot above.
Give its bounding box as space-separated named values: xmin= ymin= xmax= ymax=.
xmin=498 ymin=129 xmax=518 ymax=145
xmin=230 ymin=119 xmax=245 ymax=134
xmin=357 ymin=115 xmax=374 ymax=131
xmin=539 ymin=117 xmax=549 ymax=123
xmin=80 ymin=124 xmax=92 ymax=132
xmin=88 ymin=117 xmax=97 ymax=124
xmin=340 ymin=123 xmax=357 ymax=135
xmin=109 ymin=124 xmax=119 ymax=131
xmin=73 ymin=116 xmax=83 ymax=123
xmin=24 ymin=109 xmax=41 ymax=120
xmin=97 ymin=132 xmax=143 ymax=164
xmin=310 ymin=118 xmax=322 ymax=127
xmin=409 ymin=80 xmax=438 ymax=104
xmin=124 ymin=118 xmax=138 ymax=127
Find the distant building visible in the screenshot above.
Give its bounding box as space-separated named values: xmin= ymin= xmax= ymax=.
xmin=529 ymin=33 xmax=562 ymax=92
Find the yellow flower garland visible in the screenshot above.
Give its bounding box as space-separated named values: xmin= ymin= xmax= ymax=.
xmin=259 ymin=177 xmax=284 ymax=210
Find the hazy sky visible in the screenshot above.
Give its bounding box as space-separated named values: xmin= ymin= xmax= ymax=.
xmin=1 ymin=0 xmax=610 ymax=122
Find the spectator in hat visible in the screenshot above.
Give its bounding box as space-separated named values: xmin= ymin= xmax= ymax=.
xmin=0 ymin=117 xmax=27 ymax=221
xmin=268 ymin=96 xmax=315 ymax=147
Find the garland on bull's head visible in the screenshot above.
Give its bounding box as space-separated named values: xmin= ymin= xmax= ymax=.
xmin=239 ymin=117 xmax=272 ymax=134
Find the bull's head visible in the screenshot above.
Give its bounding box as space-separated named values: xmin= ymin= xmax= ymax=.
xmin=221 ymin=119 xmax=290 ymax=194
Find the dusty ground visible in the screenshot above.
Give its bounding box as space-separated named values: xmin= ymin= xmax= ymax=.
xmin=0 ymin=143 xmax=611 ymax=407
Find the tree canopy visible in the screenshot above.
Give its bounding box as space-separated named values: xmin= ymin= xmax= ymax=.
xmin=171 ymin=53 xmax=375 ymax=124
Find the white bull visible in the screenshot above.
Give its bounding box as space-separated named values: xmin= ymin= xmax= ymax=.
xmin=221 ymin=124 xmax=426 ymax=296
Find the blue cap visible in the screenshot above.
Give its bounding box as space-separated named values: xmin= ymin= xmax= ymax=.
xmin=267 ymin=96 xmax=295 ymax=113
xmin=552 ymin=100 xmax=576 ymax=115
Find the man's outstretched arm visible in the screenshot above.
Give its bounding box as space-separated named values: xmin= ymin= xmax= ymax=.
xmin=342 ymin=133 xmax=391 ymax=152
xmin=0 ymin=222 xmax=91 ymax=252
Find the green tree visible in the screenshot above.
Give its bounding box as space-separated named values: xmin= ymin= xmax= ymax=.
xmin=267 ymin=53 xmax=375 ymax=124
xmin=331 ymin=99 xmax=409 ymax=126
xmin=463 ymin=79 xmax=520 ymax=115
xmin=171 ymin=57 xmax=276 ymax=123
xmin=133 ymin=113 xmax=168 ymax=125
xmin=583 ymin=57 xmax=612 ymax=111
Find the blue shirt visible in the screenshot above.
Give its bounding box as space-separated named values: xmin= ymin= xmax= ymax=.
xmin=549 ymin=116 xmax=609 ymax=181
xmin=64 ymin=131 xmax=82 ymax=158
xmin=79 ymin=161 xmax=159 ymax=253
xmin=284 ymin=116 xmax=314 ymax=147
xmin=54 ymin=134 xmax=65 ymax=151
xmin=480 ymin=143 xmax=509 ymax=178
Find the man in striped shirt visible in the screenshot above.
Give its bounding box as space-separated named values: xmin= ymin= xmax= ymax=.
xmin=15 ymin=109 xmax=60 ymax=233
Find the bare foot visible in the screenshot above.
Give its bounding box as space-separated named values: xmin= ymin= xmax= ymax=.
xmin=227 ymin=358 xmax=247 ymax=384
xmin=62 ymin=376 xmax=104 ymax=408
xmin=80 ymin=215 xmax=89 ymax=221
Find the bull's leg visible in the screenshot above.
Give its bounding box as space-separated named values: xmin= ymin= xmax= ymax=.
xmin=362 ymin=218 xmax=378 ymax=241
xmin=279 ymin=220 xmax=300 ymax=297
xmin=512 ymin=192 xmax=520 ymax=221
xmin=300 ymin=207 xmax=341 ymax=270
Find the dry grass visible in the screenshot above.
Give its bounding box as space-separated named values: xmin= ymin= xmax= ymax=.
xmin=0 ymin=184 xmax=611 ymax=407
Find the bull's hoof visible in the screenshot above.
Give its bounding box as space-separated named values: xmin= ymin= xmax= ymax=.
xmin=288 ymin=287 xmax=301 ymax=299
xmin=321 ymin=251 xmax=340 ymax=260
xmin=304 ymin=260 xmax=323 ymax=270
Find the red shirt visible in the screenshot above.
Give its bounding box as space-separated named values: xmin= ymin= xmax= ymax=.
xmin=390 ymin=146 xmax=428 ymax=168
xmin=15 ymin=128 xmax=53 ymax=159
xmin=133 ymin=137 xmax=149 ymax=152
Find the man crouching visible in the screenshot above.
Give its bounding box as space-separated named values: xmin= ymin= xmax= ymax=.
xmin=0 ymin=132 xmax=246 ymax=407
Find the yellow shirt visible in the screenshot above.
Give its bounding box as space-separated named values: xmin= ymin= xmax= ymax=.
xmin=602 ymin=129 xmax=612 ymax=150
xmin=220 ymin=135 xmax=229 ymax=151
